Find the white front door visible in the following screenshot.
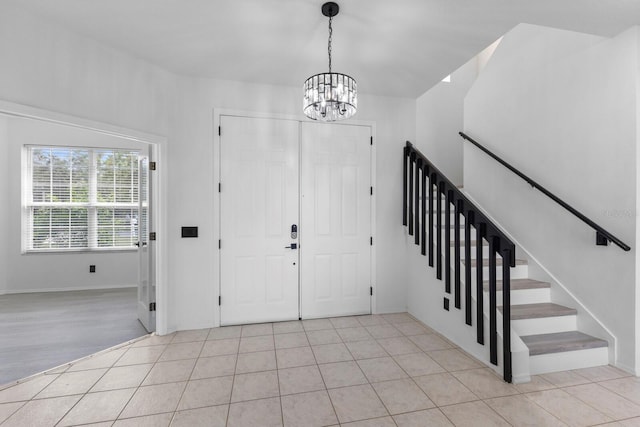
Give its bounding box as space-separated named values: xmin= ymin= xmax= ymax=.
xmin=219 ymin=116 xmax=300 ymax=325
xmin=219 ymin=116 xmax=372 ymax=324
xmin=300 ymin=122 xmax=372 ymax=318
xmin=137 ymin=154 xmax=155 ymax=332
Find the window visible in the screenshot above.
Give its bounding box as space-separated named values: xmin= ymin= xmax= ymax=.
xmin=23 ymin=146 xmax=140 ymax=252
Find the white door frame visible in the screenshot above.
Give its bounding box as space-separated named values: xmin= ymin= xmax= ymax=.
xmin=0 ymin=99 xmax=169 ymax=335
xmin=213 ymin=109 xmax=377 ymax=326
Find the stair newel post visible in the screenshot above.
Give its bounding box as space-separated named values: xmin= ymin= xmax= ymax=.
xmin=421 ymin=164 xmax=427 ymax=256
xmin=436 ymin=181 xmax=443 ymax=280
xmin=464 ymin=210 xmax=473 ymax=319
xmin=501 ymin=246 xmax=513 ymax=383
xmin=476 ymin=223 xmax=484 ymax=341
xmin=445 ymin=189 xmax=452 ymax=295
xmin=428 ymin=172 xmax=435 ymax=267
xmin=415 ymin=159 xmax=422 ymax=246
xmin=403 ymin=144 xmax=410 ymax=226
xmin=455 ymin=199 xmax=462 ymax=304
xmin=488 ymin=234 xmax=498 ymax=365
xmin=408 ymin=152 xmax=415 ymax=236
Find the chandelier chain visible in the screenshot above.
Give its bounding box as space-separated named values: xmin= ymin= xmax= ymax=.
xmin=328 ymin=15 xmax=333 ymax=73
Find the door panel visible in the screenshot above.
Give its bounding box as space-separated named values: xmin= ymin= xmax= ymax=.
xmin=137 ymin=154 xmax=155 ymax=332
xmin=220 ymin=116 xmax=300 ymax=325
xmin=300 ymin=122 xmax=372 ymax=318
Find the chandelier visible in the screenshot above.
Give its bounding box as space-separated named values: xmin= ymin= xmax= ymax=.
xmin=303 ymin=2 xmax=357 ymax=122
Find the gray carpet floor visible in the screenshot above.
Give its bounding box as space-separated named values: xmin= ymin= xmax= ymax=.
xmin=0 ymin=287 xmax=148 ymax=385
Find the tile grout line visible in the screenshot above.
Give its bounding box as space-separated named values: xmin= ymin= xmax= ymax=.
xmin=108 ymin=340 xmax=163 ymax=425
xmin=512 ymin=391 xmax=577 ymax=426
xmin=554 ymin=383 xmax=627 ymax=424
xmin=164 ymin=335 xmax=210 ymax=424
xmin=225 ymin=326 xmax=243 ymax=426
xmin=52 ymin=345 xmax=132 ymax=426
xmin=309 ymin=323 xmax=342 ymax=425
xmin=271 ymin=331 xmax=286 ymax=427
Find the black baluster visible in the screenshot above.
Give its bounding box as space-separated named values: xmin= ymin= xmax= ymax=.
xmin=454 ymin=200 xmax=461 ymax=300
xmin=403 ymin=145 xmax=409 ymax=226
xmin=489 ymin=235 xmax=498 ymax=365
xmin=464 ymin=211 xmax=472 ymax=314
xmin=502 ymin=247 xmax=512 ymax=383
xmin=408 ymin=153 xmax=414 ymax=236
xmin=428 ymin=173 xmax=434 ymax=267
xmin=436 ymin=181 xmax=442 ymax=280
xmin=445 ymin=190 xmax=451 ymax=294
xmin=476 ymin=223 xmax=484 ymax=342
xmin=421 ymin=165 xmax=427 ymax=256
xmin=415 ymin=159 xmax=421 ymax=245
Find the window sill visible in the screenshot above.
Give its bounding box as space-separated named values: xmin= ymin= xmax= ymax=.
xmin=23 ymin=248 xmax=138 ymax=255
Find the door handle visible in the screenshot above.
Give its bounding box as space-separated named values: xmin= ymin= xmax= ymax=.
xmin=285 ymin=243 xmax=298 ymax=249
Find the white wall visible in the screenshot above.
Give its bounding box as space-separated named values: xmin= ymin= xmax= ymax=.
xmin=414 ymin=40 xmax=501 ymax=186
xmin=464 ymin=24 xmax=639 ymax=372
xmin=0 ymin=3 xmax=417 ymax=331
xmin=2 ymin=116 xmax=142 ymax=293
xmin=415 ymin=57 xmax=479 ymax=186
xmin=169 ymin=77 xmax=416 ymax=330
xmin=0 ymin=3 xmax=172 ymax=137
xmin=0 ymin=116 xmax=8 ymax=294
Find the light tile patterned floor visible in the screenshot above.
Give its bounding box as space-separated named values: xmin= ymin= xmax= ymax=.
xmin=0 ymin=312 xmax=639 ymax=426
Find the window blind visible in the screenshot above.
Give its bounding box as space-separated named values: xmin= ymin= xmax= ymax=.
xmin=24 ymin=146 xmax=140 ymax=252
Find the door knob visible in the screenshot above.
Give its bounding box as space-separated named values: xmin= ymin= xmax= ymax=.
xmin=285 ymin=243 xmax=298 ymax=249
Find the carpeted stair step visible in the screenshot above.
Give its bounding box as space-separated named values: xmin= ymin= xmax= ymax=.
xmin=483 ymin=278 xmax=550 ymax=292
xmin=501 ymin=303 xmax=576 ymax=320
xmin=521 ymin=331 xmax=607 ymax=356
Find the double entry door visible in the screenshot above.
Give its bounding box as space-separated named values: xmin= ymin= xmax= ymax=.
xmin=220 ymin=115 xmax=372 ymax=325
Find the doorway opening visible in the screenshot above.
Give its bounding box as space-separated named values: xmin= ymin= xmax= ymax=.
xmin=0 ymin=101 xmax=165 ymax=385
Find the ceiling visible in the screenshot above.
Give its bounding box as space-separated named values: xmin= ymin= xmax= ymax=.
xmin=6 ymin=0 xmax=640 ymax=98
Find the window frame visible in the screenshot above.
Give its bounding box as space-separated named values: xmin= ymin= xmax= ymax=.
xmin=22 ymin=145 xmax=141 ymax=254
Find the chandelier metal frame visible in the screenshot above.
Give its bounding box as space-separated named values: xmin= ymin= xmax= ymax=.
xmin=303 ymin=2 xmax=357 ymax=122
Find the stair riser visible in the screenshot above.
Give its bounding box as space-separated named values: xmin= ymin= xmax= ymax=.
xmin=529 ymin=347 xmax=608 ymax=375
xmin=512 ymin=315 xmax=576 ymax=336
xmin=496 ymin=288 xmax=550 ymax=306
xmin=447 ymin=247 xmax=506 ymax=261
xmin=476 ymin=265 xmax=529 ymax=280
xmin=449 ymin=265 xmax=529 ymax=281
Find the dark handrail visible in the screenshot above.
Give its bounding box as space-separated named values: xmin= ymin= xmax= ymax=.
xmin=459 ymin=132 xmax=631 ymax=252
xmin=403 ymin=141 xmax=515 ymax=383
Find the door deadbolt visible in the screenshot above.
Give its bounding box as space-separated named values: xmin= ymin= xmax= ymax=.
xmin=291 ymin=224 xmax=298 ymax=239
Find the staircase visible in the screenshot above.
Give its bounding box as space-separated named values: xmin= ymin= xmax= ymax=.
xmin=459 ymin=222 xmax=609 ymax=375
xmin=404 ymin=141 xmax=615 ymax=383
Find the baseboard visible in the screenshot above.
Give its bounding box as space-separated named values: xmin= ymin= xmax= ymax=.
xmin=0 ymin=284 xmax=137 ymax=295
xmin=615 ymin=361 xmax=637 ymax=376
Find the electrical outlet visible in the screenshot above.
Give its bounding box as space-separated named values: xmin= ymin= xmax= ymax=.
xmin=89 ymin=265 xmax=96 ymax=273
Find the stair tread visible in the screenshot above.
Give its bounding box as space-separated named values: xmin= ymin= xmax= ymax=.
xmin=484 ymin=278 xmax=550 ymax=292
xmin=500 ymin=303 xmax=577 ymax=319
xmin=521 ymin=331 xmax=608 ymax=356
xmin=462 ymin=258 xmax=527 ymax=267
